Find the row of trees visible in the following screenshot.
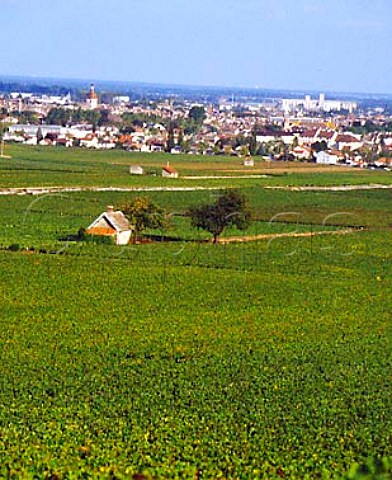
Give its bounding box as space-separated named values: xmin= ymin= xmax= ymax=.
xmin=348 ymin=120 xmax=392 ymax=135
xmin=119 ymin=190 xmax=252 ymax=244
xmin=44 ymin=105 xmax=206 ymax=132
xmin=46 ymin=108 xmax=111 ymax=130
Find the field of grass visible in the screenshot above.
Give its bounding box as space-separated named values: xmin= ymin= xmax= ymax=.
xmin=1 ymin=144 xmax=392 ymax=189
xmin=2 ymin=187 xmax=391 ymax=251
xmin=0 ymin=145 xmax=391 ymax=479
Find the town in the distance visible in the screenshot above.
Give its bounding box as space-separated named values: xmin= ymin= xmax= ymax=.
xmin=1 ymin=78 xmax=392 ymax=169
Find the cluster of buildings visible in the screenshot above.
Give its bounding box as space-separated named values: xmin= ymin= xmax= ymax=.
xmin=282 ymin=93 xmax=357 ymax=114
xmin=1 ymin=85 xmax=392 ymax=168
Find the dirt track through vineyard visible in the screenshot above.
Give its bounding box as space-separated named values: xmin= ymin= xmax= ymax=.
xmin=0 ymin=186 xmax=224 ymax=196
xmin=1 ymin=183 xmax=392 ymax=196
xmin=266 ymin=184 xmax=392 ymax=191
xmin=218 ymin=227 xmax=360 ymax=244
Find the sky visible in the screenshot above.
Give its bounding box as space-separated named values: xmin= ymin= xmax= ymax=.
xmin=1 ymin=0 xmax=391 ymax=94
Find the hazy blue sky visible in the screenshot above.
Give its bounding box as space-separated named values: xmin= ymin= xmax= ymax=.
xmin=1 ymin=0 xmax=391 ymax=93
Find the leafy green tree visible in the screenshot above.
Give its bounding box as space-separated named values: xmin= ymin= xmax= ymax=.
xmin=36 ymin=127 xmax=44 ymax=143
xmin=119 ymin=123 xmax=135 ymax=134
xmin=17 ymin=110 xmax=39 ymax=124
xmin=249 ymin=134 xmax=257 ymax=156
xmin=85 ymin=110 xmax=100 ymax=132
xmin=119 ymin=196 xmax=168 ymax=240
xmin=234 ymin=135 xmax=248 ymax=148
xmin=120 ymin=112 xmax=168 ymax=130
xmin=311 ymin=140 xmax=327 ymax=153
xmin=238 ymin=145 xmax=250 ymax=157
xmin=213 ymin=139 xmax=223 ymax=155
xmin=344 ymin=456 xmax=392 ymax=479
xmin=197 ymin=141 xmax=208 ymax=155
xmin=0 ymin=115 xmax=8 ymax=136
xmin=97 ymin=109 xmax=110 ymax=127
xmin=0 ymin=120 xmax=8 ymax=157
xmin=72 ymin=107 xmax=86 ymax=123
xmin=166 ymin=128 xmax=175 ymax=152
xmin=46 ymin=108 xmax=71 ymax=126
xmin=188 ymin=105 xmax=206 ymax=125
xmin=187 ymin=190 xmax=252 ymax=243
xmin=177 ymin=129 xmax=184 ymax=148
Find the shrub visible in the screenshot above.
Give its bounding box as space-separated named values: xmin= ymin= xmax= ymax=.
xmin=344 ymin=457 xmax=392 ymax=479
xmin=83 ymin=234 xmax=115 ymax=245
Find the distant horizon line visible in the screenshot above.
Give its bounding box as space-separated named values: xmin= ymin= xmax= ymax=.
xmin=0 ymin=73 xmax=391 ymax=99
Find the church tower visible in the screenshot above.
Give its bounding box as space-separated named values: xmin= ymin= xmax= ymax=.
xmin=87 ymin=84 xmax=99 ymax=109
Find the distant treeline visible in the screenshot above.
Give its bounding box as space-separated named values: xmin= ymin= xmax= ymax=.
xmin=1 ymin=77 xmax=392 ymax=111
xmin=0 ymin=81 xmax=79 ymax=97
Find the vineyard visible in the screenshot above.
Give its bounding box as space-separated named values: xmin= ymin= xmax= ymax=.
xmin=0 ymin=147 xmax=391 ymax=478
xmin=2 ymin=144 xmax=392 ymax=189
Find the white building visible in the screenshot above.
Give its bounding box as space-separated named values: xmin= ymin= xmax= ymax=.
xmin=129 ymin=165 xmax=144 ymax=175
xmin=113 ymin=95 xmax=130 ymax=104
xmin=282 ymin=93 xmax=357 ymax=114
xmin=243 ymin=155 xmax=254 ymax=167
xmin=315 ymin=150 xmax=344 ymax=165
xmin=162 ymin=164 xmax=178 ymax=178
xmin=86 ymin=206 xmax=132 ymax=245
xmin=8 ymin=125 xmax=63 ymax=137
